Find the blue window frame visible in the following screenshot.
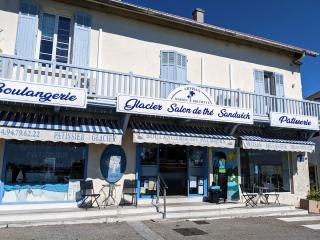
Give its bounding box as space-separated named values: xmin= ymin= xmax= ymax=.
xmin=0 ymin=140 xmax=88 ymax=204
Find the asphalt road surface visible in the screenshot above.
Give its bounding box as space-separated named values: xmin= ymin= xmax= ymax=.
xmin=0 ymin=215 xmax=320 ymax=240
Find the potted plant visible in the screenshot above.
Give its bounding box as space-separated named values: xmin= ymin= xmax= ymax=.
xmin=307 ymin=190 xmax=320 ymax=213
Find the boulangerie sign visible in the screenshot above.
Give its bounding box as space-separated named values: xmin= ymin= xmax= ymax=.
xmin=117 ymin=85 xmax=254 ymax=125
xmin=270 ymin=112 xmax=319 ymax=130
xmin=0 ymin=79 xmax=87 ymax=108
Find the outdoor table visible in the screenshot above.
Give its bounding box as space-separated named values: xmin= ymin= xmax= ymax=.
xmin=253 ymin=186 xmax=270 ymax=204
xmin=101 ymin=183 xmax=121 ymax=207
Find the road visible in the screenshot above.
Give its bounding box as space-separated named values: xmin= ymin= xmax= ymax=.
xmin=0 ymin=215 xmax=320 ymax=240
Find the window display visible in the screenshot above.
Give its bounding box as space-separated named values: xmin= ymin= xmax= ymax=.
xmin=2 ymin=141 xmax=87 ymax=202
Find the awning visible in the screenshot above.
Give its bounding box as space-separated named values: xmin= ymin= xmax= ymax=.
xmin=131 ymin=122 xmax=235 ymax=148
xmin=0 ymin=111 xmax=123 ymax=145
xmin=240 ymin=135 xmax=315 ymax=153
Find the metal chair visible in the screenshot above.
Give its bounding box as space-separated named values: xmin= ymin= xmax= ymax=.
xmin=79 ymin=180 xmax=101 ymax=210
xmin=121 ymin=179 xmax=137 ymax=207
xmin=239 ymin=184 xmax=258 ymax=207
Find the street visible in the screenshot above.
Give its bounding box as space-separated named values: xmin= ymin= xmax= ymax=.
xmin=0 ymin=216 xmax=320 ymax=240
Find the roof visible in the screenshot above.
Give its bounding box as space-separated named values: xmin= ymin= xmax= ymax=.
xmin=55 ymin=0 xmax=319 ymax=58
xmin=306 ymin=91 xmax=320 ymax=102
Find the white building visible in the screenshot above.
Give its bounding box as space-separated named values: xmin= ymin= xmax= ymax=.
xmin=0 ymin=0 xmax=319 ymax=208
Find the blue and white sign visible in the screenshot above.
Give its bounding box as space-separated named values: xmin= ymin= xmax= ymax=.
xmin=270 ymin=112 xmax=319 ymax=130
xmin=0 ymin=79 xmax=87 ymax=108
xmin=100 ymin=145 xmax=127 ymax=183
xmin=117 ymin=86 xmax=253 ymax=125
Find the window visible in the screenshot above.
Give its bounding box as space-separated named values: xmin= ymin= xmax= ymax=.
xmin=240 ymin=150 xmax=290 ymax=192
xmin=160 ymin=51 xmax=187 ymax=82
xmin=2 ymin=141 xmax=87 ymax=202
xmin=39 ymin=14 xmax=71 ymax=63
xmin=254 ymin=70 xmax=284 ymax=97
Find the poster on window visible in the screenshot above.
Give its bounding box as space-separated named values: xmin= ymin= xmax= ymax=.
xmin=212 ymin=148 xmax=239 ymax=201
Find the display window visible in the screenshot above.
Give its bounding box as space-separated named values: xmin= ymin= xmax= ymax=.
xmin=1 ymin=140 xmax=87 ymax=203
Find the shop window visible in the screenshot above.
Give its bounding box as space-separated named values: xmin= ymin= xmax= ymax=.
xmin=240 ymin=150 xmax=290 ymax=192
xmin=2 ymin=141 xmax=87 ymax=203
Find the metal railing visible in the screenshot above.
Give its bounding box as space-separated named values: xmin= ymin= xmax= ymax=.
xmin=0 ymin=53 xmax=319 ymax=120
xmin=156 ymin=175 xmax=168 ymax=219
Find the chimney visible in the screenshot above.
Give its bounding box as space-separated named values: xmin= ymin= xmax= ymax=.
xmin=192 ymin=8 xmax=205 ymax=23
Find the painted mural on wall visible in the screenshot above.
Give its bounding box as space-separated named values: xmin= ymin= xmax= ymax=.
xmin=212 ymin=148 xmax=239 ymax=200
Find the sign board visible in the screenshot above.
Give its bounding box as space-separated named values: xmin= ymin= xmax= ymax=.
xmin=270 ymin=112 xmax=319 ymax=131
xmin=0 ymin=79 xmax=87 ymax=108
xmin=100 ymin=145 xmax=127 ymax=183
xmin=0 ymin=126 xmax=122 ymax=145
xmin=117 ymin=85 xmax=253 ymax=124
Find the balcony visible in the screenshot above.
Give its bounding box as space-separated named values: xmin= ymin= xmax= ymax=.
xmin=0 ymin=53 xmax=319 ymax=122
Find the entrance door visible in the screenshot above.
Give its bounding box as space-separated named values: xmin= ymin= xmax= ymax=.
xmin=137 ymin=144 xmax=208 ymax=198
xmin=159 ymin=145 xmax=187 ymax=196
xmin=187 ymin=147 xmax=208 ymax=196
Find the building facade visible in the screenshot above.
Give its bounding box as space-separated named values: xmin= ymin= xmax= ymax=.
xmin=0 ymin=0 xmax=319 ymax=207
xmin=306 ymin=91 xmax=320 ymax=190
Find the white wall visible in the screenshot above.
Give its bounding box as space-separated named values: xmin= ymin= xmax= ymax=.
xmin=0 ymin=0 xmax=303 ymax=99
xmin=87 ymin=130 xmax=136 ymax=204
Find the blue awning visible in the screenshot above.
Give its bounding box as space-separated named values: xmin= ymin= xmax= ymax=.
xmin=0 ymin=110 xmax=123 ymax=145
xmin=131 ymin=122 xmax=235 ymax=148
xmin=240 ymin=135 xmax=315 ymax=153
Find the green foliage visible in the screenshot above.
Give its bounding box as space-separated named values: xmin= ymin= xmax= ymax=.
xmin=307 ymin=190 xmax=320 ymax=201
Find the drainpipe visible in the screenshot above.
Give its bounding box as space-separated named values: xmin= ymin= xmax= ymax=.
xmin=229 ymin=63 xmax=233 ymax=89
xmin=201 ymin=57 xmax=204 ymax=86
xmin=97 ymin=28 xmax=102 ymax=68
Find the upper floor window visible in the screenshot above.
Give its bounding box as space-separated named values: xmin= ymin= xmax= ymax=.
xmin=160 ymin=51 xmax=187 ymax=83
xmin=254 ymin=70 xmax=284 ymax=97
xmin=39 ymin=14 xmax=71 ymax=64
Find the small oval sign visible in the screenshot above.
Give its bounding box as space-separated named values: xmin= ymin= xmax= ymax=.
xmin=100 ymin=145 xmax=126 ymax=183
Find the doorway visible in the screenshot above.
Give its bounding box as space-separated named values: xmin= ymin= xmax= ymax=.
xmin=137 ymin=144 xmax=208 ymax=198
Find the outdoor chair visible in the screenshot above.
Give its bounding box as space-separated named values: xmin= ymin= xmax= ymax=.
xmin=262 ymin=185 xmax=280 ymax=205
xmin=239 ymin=184 xmax=258 ymax=207
xmin=121 ymin=179 xmax=137 ymax=207
xmin=79 ymin=180 xmax=101 ymax=210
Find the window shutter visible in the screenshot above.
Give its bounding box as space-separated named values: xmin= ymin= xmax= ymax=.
xmin=254 ymin=70 xmax=264 ymax=94
xmin=15 ymin=1 xmax=39 ymax=58
xmin=160 ymin=51 xmax=176 ymax=81
xmin=275 ymin=73 xmax=284 ymax=97
xmin=72 ymin=12 xmax=91 ymax=66
xmin=176 ymin=53 xmax=187 ymax=82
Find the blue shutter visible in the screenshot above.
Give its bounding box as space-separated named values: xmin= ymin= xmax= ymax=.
xmin=176 ymin=53 xmax=187 ymax=82
xmin=72 ymin=12 xmax=91 ymax=66
xmin=15 ymin=1 xmax=39 ymax=58
xmin=160 ymin=51 xmax=176 ymax=81
xmin=254 ymin=70 xmax=264 ymax=94
xmin=275 ymin=73 xmax=285 ymax=112
xmin=275 ymin=73 xmax=284 ymax=97
xmin=254 ymin=70 xmax=265 ymax=114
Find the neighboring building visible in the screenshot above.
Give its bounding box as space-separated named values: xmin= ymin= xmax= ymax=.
xmin=306 ymin=91 xmax=320 ymax=190
xmin=0 ymin=0 xmax=319 ymax=208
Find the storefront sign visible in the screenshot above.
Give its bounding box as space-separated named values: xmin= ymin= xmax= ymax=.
xmin=167 ymin=85 xmax=213 ymax=104
xmin=242 ymin=140 xmax=315 ymax=153
xmin=117 ymin=87 xmax=253 ymax=125
xmin=270 ymin=112 xmax=319 ymax=130
xmin=0 ymin=79 xmax=87 ymax=108
xmin=100 ymin=145 xmax=126 ymax=183
xmin=133 ymin=132 xmax=235 ymax=148
xmin=0 ymin=126 xmax=122 ymax=145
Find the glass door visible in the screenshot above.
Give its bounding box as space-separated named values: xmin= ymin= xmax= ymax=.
xmin=187 ymin=147 xmax=208 ymax=196
xmin=137 ymin=144 xmax=159 ymax=198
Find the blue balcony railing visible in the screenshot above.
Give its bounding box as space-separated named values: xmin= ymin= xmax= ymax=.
xmin=0 ymin=53 xmax=319 ymax=121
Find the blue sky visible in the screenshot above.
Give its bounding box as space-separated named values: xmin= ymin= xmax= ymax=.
xmin=126 ymin=0 xmax=320 ymax=98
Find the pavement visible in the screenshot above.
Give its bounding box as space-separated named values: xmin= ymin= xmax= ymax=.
xmin=0 ymin=215 xmax=320 ymax=240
